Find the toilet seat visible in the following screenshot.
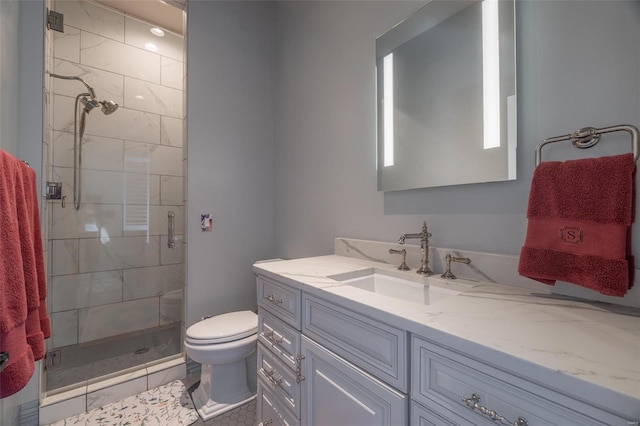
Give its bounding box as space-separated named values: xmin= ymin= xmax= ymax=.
xmin=186 ymin=310 xmax=257 ymax=344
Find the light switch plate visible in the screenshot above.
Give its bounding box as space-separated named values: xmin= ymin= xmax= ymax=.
xmin=201 ymin=214 xmax=213 ymax=231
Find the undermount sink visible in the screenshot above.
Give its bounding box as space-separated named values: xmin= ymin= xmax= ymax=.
xmin=329 ymin=268 xmax=470 ymax=305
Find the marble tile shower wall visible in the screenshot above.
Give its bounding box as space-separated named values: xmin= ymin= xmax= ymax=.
xmin=47 ymin=0 xmax=185 ymax=348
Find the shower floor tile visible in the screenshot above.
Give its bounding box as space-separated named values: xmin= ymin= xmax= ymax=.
xmin=46 ymin=323 xmax=182 ymax=392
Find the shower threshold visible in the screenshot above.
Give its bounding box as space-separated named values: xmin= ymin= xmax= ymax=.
xmin=45 ymin=322 xmax=182 ymax=392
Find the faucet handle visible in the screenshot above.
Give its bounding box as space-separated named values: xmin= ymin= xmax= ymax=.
xmin=441 ymin=254 xmax=471 ymax=280
xmin=389 ymin=248 xmax=410 ymax=271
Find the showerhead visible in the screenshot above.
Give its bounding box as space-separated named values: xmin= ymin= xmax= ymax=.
xmin=100 ymin=100 xmax=119 ymax=115
xmin=79 ymin=97 xmax=118 ymax=115
xmin=50 ymin=74 xmax=119 ymax=116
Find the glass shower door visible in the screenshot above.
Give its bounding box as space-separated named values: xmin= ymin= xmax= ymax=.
xmin=44 ymin=0 xmax=186 ymax=393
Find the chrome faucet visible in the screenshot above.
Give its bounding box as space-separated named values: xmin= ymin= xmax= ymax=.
xmin=398 ymin=221 xmax=432 ymax=275
xmin=441 ymin=254 xmax=471 ymax=279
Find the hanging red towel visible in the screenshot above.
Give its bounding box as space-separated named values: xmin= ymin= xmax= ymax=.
xmin=0 ymin=150 xmax=49 ymax=398
xmin=518 ymin=153 xmax=636 ymax=297
xmin=19 ymin=160 xmax=50 ymax=360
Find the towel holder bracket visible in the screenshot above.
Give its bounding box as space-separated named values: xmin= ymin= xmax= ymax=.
xmin=571 ymin=127 xmax=600 ymax=149
xmin=535 ymin=124 xmax=639 ymax=166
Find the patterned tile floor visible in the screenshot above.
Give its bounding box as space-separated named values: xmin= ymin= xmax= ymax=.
xmin=48 ymin=380 xmax=199 ymax=426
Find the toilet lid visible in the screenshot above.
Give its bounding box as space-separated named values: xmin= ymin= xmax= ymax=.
xmin=186 ymin=310 xmax=257 ymax=343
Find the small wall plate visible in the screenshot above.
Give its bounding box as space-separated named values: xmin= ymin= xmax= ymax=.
xmin=201 ymin=214 xmax=213 ymax=231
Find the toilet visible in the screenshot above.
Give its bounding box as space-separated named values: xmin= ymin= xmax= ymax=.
xmin=184 ymin=310 xmax=258 ymax=421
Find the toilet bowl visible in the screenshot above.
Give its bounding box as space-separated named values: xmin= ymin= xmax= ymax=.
xmin=184 ymin=310 xmax=258 ymax=421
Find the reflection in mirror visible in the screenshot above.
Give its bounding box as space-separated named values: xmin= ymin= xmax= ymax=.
xmin=376 ymin=0 xmax=516 ymax=191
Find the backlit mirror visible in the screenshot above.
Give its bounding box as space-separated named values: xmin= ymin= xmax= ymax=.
xmin=376 ymin=0 xmax=516 ymax=191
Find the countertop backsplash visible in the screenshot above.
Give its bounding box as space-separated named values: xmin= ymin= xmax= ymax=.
xmin=335 ymin=237 xmax=640 ymax=309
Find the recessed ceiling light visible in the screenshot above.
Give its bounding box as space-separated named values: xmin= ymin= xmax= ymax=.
xmin=144 ymin=42 xmax=158 ymax=52
xmin=150 ymin=27 xmax=165 ymax=37
xmin=134 ymin=95 xmax=145 ymax=100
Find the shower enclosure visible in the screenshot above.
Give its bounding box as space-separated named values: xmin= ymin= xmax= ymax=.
xmin=42 ymin=0 xmax=186 ymax=393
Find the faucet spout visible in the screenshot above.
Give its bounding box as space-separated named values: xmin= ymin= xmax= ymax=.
xmin=398 ymin=233 xmax=420 ymax=244
xmin=398 ymin=221 xmax=433 ymax=276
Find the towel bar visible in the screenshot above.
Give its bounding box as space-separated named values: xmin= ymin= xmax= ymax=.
xmin=535 ymin=124 xmax=639 ymax=166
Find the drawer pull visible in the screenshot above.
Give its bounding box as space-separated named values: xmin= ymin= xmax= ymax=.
xmin=259 ymin=420 xmax=273 ymax=426
xmin=265 ymin=294 xmax=283 ymax=305
xmin=462 ymin=393 xmax=529 ymax=426
xmin=265 ymin=330 xmax=283 ymax=344
xmin=265 ymin=369 xmax=283 ymax=386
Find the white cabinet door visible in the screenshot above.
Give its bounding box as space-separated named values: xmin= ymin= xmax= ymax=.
xmin=301 ymin=336 xmax=407 ymax=426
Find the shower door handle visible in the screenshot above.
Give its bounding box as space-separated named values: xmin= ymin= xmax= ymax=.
xmin=167 ymin=211 xmax=176 ymax=249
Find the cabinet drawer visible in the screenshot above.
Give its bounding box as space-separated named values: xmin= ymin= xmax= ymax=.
xmin=410 ymin=400 xmax=463 ymax=426
xmin=302 ymin=294 xmax=407 ymax=392
xmin=259 ymin=309 xmax=301 ymax=371
xmin=258 ymin=380 xmax=300 ymax=426
xmin=258 ymin=343 xmax=302 ymax=418
xmin=412 ymin=336 xmax=629 ymax=426
xmin=258 ymin=276 xmax=301 ymax=329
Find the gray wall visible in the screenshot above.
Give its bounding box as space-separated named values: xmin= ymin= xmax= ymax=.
xmin=274 ymin=1 xmax=640 ymax=260
xmin=0 ymin=0 xmax=20 ymax=156
xmin=186 ymin=1 xmax=275 ymax=327
xmin=1 ymin=1 xmax=44 ymax=425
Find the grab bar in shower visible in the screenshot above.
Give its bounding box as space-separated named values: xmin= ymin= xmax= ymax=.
xmin=168 ymin=211 xmax=176 ymax=249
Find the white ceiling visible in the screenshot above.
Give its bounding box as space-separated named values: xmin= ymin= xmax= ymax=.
xmin=96 ymin=0 xmax=185 ymax=35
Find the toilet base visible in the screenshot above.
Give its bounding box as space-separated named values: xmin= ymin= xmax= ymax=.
xmin=191 ymin=359 xmax=256 ymax=421
xmin=192 ymin=386 xmax=256 ymax=421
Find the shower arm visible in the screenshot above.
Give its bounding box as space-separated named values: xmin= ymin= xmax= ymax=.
xmin=50 ymin=73 xmax=97 ymax=98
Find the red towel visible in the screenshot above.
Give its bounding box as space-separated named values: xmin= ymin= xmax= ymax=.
xmin=518 ymin=153 xmax=636 ymax=297
xmin=0 ymin=150 xmax=49 ymax=398
xmin=19 ymin=161 xmax=50 ymax=360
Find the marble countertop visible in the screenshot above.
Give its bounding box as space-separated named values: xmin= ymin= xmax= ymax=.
xmin=253 ymin=254 xmax=640 ymax=417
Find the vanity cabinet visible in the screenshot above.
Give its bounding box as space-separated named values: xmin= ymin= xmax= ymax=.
xmin=257 ymin=272 xmax=635 ymax=426
xmin=301 ymin=336 xmax=407 ymax=425
xmin=411 ymin=335 xmax=631 ymax=426
xmin=257 ymin=275 xmax=408 ymax=426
